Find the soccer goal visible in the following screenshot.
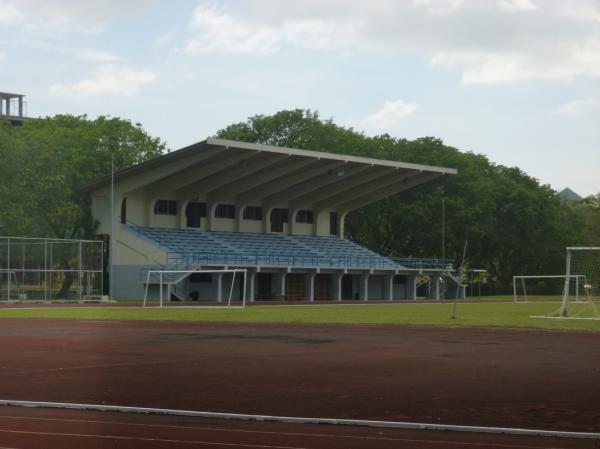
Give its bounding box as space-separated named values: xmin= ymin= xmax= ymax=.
xmin=513 ymin=275 xmax=587 ymax=303
xmin=558 ymin=247 xmax=600 ymax=319
xmin=142 ymin=269 xmax=247 ymax=308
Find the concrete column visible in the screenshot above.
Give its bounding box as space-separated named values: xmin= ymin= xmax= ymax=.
xmin=18 ymin=97 xmax=23 ymax=117
xmin=215 ymin=272 xmax=224 ymax=303
xmin=207 ymin=203 xmax=216 ymax=231
xmin=306 ymin=271 xmax=316 ymax=302
xmin=274 ymin=272 xmax=287 ymax=300
xmin=332 ymin=272 xmax=343 ymax=301
xmin=246 ymin=270 xmax=256 ymax=302
xmin=359 ymin=273 xmax=369 ymax=301
xmin=406 ymin=275 xmax=417 ymax=300
xmin=383 ymin=274 xmax=394 ymax=301
xmin=430 ymin=275 xmax=441 ymax=300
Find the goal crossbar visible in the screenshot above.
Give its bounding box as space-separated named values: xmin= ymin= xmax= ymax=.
xmin=143 ymin=269 xmax=247 ymax=308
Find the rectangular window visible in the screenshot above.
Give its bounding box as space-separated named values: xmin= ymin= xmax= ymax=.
xmin=270 ymin=208 xmax=288 ymax=233
xmin=296 ymin=210 xmax=313 ymax=224
xmin=243 ymin=206 xmax=263 ymax=221
xmin=186 ymin=202 xmax=206 ymax=228
xmin=330 ymin=211 xmax=338 ymax=236
xmin=154 ymin=200 xmax=178 ymax=216
xmin=215 ymin=204 xmax=235 ymax=219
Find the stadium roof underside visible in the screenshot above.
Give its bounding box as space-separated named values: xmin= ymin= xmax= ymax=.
xmin=80 ymin=138 xmax=457 ymax=214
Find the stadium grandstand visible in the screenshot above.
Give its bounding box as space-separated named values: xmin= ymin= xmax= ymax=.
xmin=79 ymin=138 xmax=460 ymax=302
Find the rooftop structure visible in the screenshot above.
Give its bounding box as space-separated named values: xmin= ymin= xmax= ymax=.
xmin=0 ymin=92 xmax=27 ymax=125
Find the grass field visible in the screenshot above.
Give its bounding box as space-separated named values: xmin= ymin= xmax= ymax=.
xmin=1 ymin=300 xmax=600 ymax=332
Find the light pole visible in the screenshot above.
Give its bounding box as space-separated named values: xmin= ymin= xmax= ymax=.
xmin=109 ymin=148 xmax=115 ymax=300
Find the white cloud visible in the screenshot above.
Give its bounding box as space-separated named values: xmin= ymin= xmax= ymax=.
xmin=0 ymin=1 xmax=20 ymax=24
xmin=498 ymin=0 xmax=537 ymax=12
xmin=186 ymin=4 xmax=280 ymax=55
xmin=0 ymin=0 xmax=154 ymax=33
xmin=181 ymin=0 xmax=600 ymax=85
xmin=185 ymin=3 xmax=362 ymax=55
xmin=49 ymin=65 xmax=156 ymax=98
xmin=362 ymin=100 xmax=419 ymax=129
xmin=555 ymin=97 xmax=600 ymax=116
xmin=75 ymin=49 xmax=121 ymax=62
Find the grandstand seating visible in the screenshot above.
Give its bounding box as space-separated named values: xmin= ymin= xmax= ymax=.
xmin=126 ymin=225 xmax=396 ymax=269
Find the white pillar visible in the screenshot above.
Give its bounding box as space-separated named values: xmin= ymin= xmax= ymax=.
xmin=333 ymin=272 xmax=343 ymax=301
xmin=359 ymin=273 xmax=369 ymax=301
xmin=384 ymin=274 xmax=394 ymax=301
xmin=406 ymin=275 xmax=417 ymax=300
xmin=246 ymin=270 xmax=256 ymax=302
xmin=306 ymin=272 xmax=316 ymax=302
xmin=430 ymin=275 xmax=441 ymax=300
xmin=275 ymin=272 xmax=287 ymax=300
xmin=215 ymin=272 xmax=224 ymax=303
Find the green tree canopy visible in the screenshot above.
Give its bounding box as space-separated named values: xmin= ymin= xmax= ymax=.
xmin=0 ymin=115 xmax=164 ymax=239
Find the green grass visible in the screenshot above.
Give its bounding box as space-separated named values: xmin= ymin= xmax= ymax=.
xmin=1 ymin=301 xmax=600 ymax=332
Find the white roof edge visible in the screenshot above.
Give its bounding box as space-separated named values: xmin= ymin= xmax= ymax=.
xmin=207 ymin=138 xmax=458 ymax=175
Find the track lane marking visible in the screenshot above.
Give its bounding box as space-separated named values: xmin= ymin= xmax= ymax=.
xmin=0 ymin=414 xmax=580 ymax=449
xmin=0 ymin=429 xmax=308 ymax=449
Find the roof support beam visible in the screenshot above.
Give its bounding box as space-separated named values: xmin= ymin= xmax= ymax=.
xmin=119 ymin=148 xmax=227 ymax=195
xmin=208 ymin=157 xmax=315 ymax=201
xmin=236 ymin=160 xmax=343 ymax=205
xmin=262 ymin=164 xmax=371 ymax=208
xmin=143 ymin=149 xmax=234 ymax=197
xmin=175 ymin=152 xmax=266 ymax=199
xmin=312 ymin=170 xmax=415 ymax=212
xmin=288 ymin=166 xmax=394 ymax=210
xmin=338 ymin=173 xmax=444 ymax=213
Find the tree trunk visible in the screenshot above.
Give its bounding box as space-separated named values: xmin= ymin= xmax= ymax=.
xmin=55 ymin=271 xmax=74 ymax=299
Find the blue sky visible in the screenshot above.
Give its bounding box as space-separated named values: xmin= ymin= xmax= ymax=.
xmin=1 ymin=0 xmax=599 ymax=196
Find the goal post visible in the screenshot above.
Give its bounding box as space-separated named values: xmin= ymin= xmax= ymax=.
xmin=560 ymin=247 xmax=600 ymax=318
xmin=513 ymin=275 xmax=586 ymax=303
xmin=142 ymin=269 xmax=248 ymax=308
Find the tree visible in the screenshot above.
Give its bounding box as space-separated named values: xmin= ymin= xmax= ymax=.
xmin=0 ymin=115 xmax=165 ymax=239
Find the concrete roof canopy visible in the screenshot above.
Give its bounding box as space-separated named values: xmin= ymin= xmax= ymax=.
xmin=80 ymin=138 xmax=457 ymax=214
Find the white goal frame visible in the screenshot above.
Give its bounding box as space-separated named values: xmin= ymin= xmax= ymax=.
xmin=560 ymin=247 xmax=600 ymax=317
xmin=142 ymin=269 xmax=247 ymax=308
xmin=513 ymin=274 xmax=587 ymax=303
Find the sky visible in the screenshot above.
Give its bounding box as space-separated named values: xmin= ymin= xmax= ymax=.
xmin=1 ymin=0 xmax=599 ymax=197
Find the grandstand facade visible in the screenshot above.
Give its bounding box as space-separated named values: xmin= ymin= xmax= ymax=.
xmin=80 ymin=138 xmax=459 ymax=302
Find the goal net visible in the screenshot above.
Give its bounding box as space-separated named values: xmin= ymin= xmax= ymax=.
xmin=513 ymin=275 xmax=587 ymax=303
xmin=142 ymin=269 xmax=247 ymax=308
xmin=559 ymin=247 xmax=600 ymax=319
xmin=531 ymin=247 xmax=600 ymax=320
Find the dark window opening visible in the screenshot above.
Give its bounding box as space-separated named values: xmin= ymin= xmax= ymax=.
xmin=243 ymin=206 xmax=263 ymax=221
xmin=120 ymin=198 xmax=127 ymax=224
xmin=270 ymin=208 xmax=288 ymax=233
xmin=186 ymin=201 xmax=206 ymax=227
xmin=154 ymin=200 xmax=178 ymax=216
xmin=329 ymin=211 xmax=339 ymax=236
xmin=215 ymin=204 xmax=235 ymax=219
xmin=393 ymin=275 xmax=406 ymax=285
xmin=295 ymin=210 xmax=313 ymax=224
xmin=190 ymin=273 xmax=212 ymax=283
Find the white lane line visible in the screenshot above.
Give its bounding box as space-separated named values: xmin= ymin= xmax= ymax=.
xmin=0 ymin=429 xmax=307 ymax=449
xmin=0 ymin=399 xmax=599 ymax=441
xmin=0 ymin=413 xmax=582 ymax=449
xmin=0 ymin=415 xmax=577 ymax=449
